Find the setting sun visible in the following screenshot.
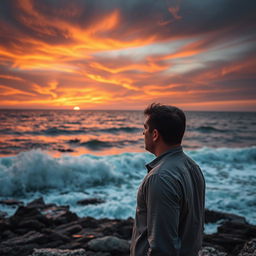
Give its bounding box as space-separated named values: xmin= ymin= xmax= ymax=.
xmin=73 ymin=106 xmax=80 ymax=110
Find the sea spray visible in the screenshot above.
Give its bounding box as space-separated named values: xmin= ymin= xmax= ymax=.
xmin=0 ymin=149 xmax=149 ymax=196
xmin=0 ymin=147 xmax=255 ymax=224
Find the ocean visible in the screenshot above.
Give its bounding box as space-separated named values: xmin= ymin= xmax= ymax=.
xmin=0 ymin=110 xmax=255 ymax=233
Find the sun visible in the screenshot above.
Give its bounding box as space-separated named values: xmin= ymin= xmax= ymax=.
xmin=73 ymin=106 xmax=80 ymax=111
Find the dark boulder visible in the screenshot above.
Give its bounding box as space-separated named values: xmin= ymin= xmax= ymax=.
xmin=205 ymin=209 xmax=247 ymax=224
xmin=55 ymin=223 xmax=83 ymax=236
xmin=77 ymin=198 xmax=105 ymax=206
xmin=87 ymin=236 xmax=130 ymax=253
xmin=27 ymin=197 xmax=46 ymax=208
xmin=78 ymin=217 xmax=99 ymax=229
xmin=17 ymin=219 xmax=46 ymax=231
xmin=1 ymin=231 xmax=48 ymax=246
xmin=41 ymin=205 xmax=78 ymax=225
xmin=0 ymin=199 xmax=24 ymax=206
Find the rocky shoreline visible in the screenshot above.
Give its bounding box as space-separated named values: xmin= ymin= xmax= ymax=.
xmin=0 ymin=198 xmax=255 ymax=256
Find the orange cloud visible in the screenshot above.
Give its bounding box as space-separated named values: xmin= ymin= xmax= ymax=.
xmin=89 ymin=60 xmax=167 ymax=74
xmin=0 ymin=0 xmax=255 ymax=111
xmin=86 ymin=73 xmax=138 ymax=91
xmin=0 ymin=85 xmax=35 ymax=96
xmin=180 ymin=99 xmax=256 ymax=111
xmin=32 ymin=82 xmax=58 ymax=98
xmin=0 ymin=75 xmax=24 ymax=81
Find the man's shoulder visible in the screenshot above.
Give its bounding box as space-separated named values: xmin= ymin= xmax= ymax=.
xmin=166 ymin=150 xmax=199 ymax=167
xmin=147 ymin=160 xmax=180 ymax=180
xmin=152 ymin=151 xmax=200 ymax=176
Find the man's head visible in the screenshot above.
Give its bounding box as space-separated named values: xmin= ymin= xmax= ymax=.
xmin=143 ymin=103 xmax=186 ymax=154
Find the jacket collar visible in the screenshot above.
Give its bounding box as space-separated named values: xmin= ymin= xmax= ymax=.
xmin=146 ymin=145 xmax=183 ymax=173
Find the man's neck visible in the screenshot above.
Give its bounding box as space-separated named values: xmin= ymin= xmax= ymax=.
xmin=154 ymin=143 xmax=181 ymax=157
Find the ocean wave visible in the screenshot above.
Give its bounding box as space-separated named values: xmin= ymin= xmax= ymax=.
xmin=98 ymin=127 xmax=141 ymax=133
xmin=0 ymin=126 xmax=141 ymax=136
xmin=0 ymin=147 xmax=255 ymax=222
xmin=0 ymin=127 xmax=86 ymax=136
xmin=0 ymin=147 xmax=255 ymax=197
xmin=80 ymin=139 xmax=113 ymax=149
xmin=43 ymin=127 xmax=86 ymax=135
xmin=44 ymin=126 xmax=140 ymax=135
xmin=189 ymin=146 xmax=256 ymax=164
xmin=194 ymin=126 xmax=230 ymax=133
xmin=0 ymin=128 xmax=22 ymax=135
xmin=0 ymin=150 xmax=149 ymax=196
xmin=68 ymin=138 xmax=141 ymax=149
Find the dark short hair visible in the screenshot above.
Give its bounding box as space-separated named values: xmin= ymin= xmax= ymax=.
xmin=144 ymin=103 xmax=186 ymax=145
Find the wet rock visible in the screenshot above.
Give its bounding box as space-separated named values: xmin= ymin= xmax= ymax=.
xmin=11 ymin=205 xmax=42 ymax=219
xmin=41 ymin=205 xmax=69 ymax=217
xmin=203 ymin=210 xmax=256 ymax=255
xmin=86 ymin=252 xmax=111 ymax=256
xmin=0 ymin=199 xmax=24 ymax=206
xmin=0 ymin=246 xmax=14 ymax=256
xmin=17 ymin=219 xmax=46 ymax=231
xmin=108 ymin=218 xmax=133 ymax=239
xmin=77 ymin=198 xmax=105 ymax=206
xmin=9 ymin=205 xmax=50 ymax=228
xmin=204 ymin=220 xmax=256 ymax=255
xmin=42 ymin=205 xmax=78 ymax=225
xmin=0 ymin=210 xmax=7 ymax=218
xmin=1 ymin=229 xmax=16 ymax=240
xmin=204 ymin=232 xmax=247 ymax=253
xmin=42 ymin=229 xmax=71 ymax=243
xmin=41 ymin=240 xmax=64 ymax=248
xmin=27 ymin=197 xmax=46 ymax=208
xmin=30 ymin=248 xmax=86 ymax=256
xmin=55 ymin=223 xmax=83 ymax=236
xmin=1 ymin=200 xmax=255 ymax=256
xmin=78 ymin=217 xmax=99 ymax=229
xmin=238 ymin=239 xmax=256 ymax=255
xmin=1 ymin=231 xmax=48 ymax=246
xmin=0 ymin=218 xmax=11 ymax=233
xmin=205 ymin=209 xmax=247 ymax=224
xmin=217 ymin=221 xmax=256 ymax=238
xmin=0 ymin=244 xmax=36 ymax=256
xmin=200 ymin=246 xmax=227 ymax=256
xmin=87 ymin=236 xmax=130 ymax=253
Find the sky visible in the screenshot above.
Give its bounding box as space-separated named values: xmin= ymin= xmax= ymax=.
xmin=0 ymin=0 xmax=255 ymax=111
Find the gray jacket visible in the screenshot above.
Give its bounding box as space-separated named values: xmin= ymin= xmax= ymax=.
xmin=130 ymin=146 xmax=205 ymax=256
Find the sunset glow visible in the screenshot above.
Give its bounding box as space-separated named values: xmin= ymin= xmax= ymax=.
xmin=0 ymin=0 xmax=255 ymax=111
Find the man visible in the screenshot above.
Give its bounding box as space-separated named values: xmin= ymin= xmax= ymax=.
xmin=130 ymin=103 xmax=205 ymax=256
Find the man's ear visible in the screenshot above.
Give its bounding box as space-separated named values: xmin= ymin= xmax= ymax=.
xmin=152 ymin=129 xmax=159 ymax=142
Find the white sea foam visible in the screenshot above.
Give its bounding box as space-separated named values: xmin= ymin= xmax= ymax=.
xmin=0 ymin=150 xmax=150 ymax=196
xmin=0 ymin=147 xmax=255 ymax=225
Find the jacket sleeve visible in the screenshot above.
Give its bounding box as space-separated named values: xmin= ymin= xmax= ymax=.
xmin=144 ymin=173 xmax=181 ymax=256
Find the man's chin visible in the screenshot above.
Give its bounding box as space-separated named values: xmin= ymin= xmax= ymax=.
xmin=145 ymin=146 xmax=153 ymax=154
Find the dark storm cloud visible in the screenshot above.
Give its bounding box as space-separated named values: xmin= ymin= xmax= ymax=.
xmin=1 ymin=0 xmax=255 ymax=45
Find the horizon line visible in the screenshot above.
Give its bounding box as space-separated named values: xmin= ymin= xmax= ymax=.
xmin=0 ymin=108 xmax=255 ymax=113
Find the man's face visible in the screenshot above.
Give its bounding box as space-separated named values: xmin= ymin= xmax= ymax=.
xmin=143 ymin=116 xmax=154 ymax=153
